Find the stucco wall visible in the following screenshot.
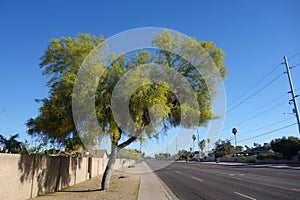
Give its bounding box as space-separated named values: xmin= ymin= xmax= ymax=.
xmin=0 ymin=154 xmax=108 ymax=200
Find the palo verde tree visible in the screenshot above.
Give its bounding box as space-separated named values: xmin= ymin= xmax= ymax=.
xmin=27 ymin=34 xmax=104 ymax=147
xmin=27 ymin=30 xmax=227 ymax=190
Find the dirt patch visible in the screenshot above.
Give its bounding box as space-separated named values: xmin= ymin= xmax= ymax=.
xmin=33 ymin=171 xmax=140 ymax=200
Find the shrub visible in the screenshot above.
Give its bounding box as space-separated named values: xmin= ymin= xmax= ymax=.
xmin=256 ymin=152 xmax=283 ymax=160
xmin=246 ymin=158 xmax=256 ymax=163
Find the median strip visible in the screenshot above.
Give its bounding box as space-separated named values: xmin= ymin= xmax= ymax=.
xmin=234 ymin=192 xmax=256 ymax=200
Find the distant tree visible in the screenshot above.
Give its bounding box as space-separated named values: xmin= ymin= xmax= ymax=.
xmin=235 ymin=145 xmax=243 ymax=152
xmin=118 ymin=148 xmax=141 ymax=161
xmin=213 ymin=140 xmax=235 ymax=158
xmin=64 ymin=133 xmax=84 ymax=152
xmin=0 ymin=134 xmax=25 ymax=153
xmin=271 ymin=136 xmax=300 ymax=160
xmin=178 ymin=149 xmax=193 ymax=160
xmin=155 ymin=152 xmax=171 ymax=160
xmin=253 ymin=143 xmax=261 ymax=148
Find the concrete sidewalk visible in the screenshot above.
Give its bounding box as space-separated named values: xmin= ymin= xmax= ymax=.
xmin=124 ymin=162 xmax=178 ymax=200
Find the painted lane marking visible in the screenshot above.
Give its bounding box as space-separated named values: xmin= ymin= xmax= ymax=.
xmin=191 ymin=176 xmax=203 ymax=182
xmin=234 ymin=192 xmax=256 ymax=200
xmin=175 ymin=171 xmax=181 ymax=174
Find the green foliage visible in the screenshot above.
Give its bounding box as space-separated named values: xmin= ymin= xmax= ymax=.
xmin=27 ymin=34 xmax=105 ymax=146
xmin=27 ymin=31 xmax=227 ymax=149
xmin=256 ymin=152 xmax=283 ymax=160
xmin=26 ymin=31 xmax=227 ymax=189
xmin=177 ymin=149 xmax=194 ymax=160
xmin=155 ymin=152 xmax=171 ymax=160
xmin=0 ymin=134 xmax=26 ymax=153
xmin=235 ymin=145 xmax=244 ymax=152
xmin=117 ymin=148 xmax=141 ymax=161
xmin=64 ymin=133 xmax=84 ymax=152
xmin=270 ymin=136 xmax=300 ymax=160
xmin=44 ymin=148 xmax=58 ymax=156
xmin=213 ymin=140 xmax=235 ymax=158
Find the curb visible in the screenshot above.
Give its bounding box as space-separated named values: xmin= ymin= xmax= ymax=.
xmin=137 ymin=162 xmax=179 ymax=200
xmin=151 ymin=171 xmax=179 ymax=200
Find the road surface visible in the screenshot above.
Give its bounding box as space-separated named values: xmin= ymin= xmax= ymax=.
xmin=147 ymin=161 xmax=300 ymax=200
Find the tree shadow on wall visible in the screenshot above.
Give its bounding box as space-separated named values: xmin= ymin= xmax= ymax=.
xmin=18 ymin=154 xmax=83 ymax=198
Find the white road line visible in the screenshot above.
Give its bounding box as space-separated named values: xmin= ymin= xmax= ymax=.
xmin=229 ymin=174 xmax=235 ymax=176
xmin=234 ymin=192 xmax=256 ymax=200
xmin=175 ymin=171 xmax=181 ymax=174
xmin=191 ymin=176 xmax=203 ymax=182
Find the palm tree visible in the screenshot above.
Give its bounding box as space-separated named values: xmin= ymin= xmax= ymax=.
xmin=192 ymin=134 xmax=196 ymax=152
xmin=0 ymin=134 xmax=23 ymax=153
xmin=199 ymin=139 xmax=206 ymax=157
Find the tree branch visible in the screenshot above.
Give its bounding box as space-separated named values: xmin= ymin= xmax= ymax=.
xmin=117 ymin=136 xmax=137 ymax=149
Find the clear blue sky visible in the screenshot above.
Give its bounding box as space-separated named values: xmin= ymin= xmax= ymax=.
xmin=1 ymin=0 xmax=300 ymax=153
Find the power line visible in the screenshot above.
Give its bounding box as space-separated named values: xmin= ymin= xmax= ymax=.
xmin=227 ymin=72 xmax=284 ymax=113
xmin=225 ymin=100 xmax=287 ymax=130
xmin=223 ymin=92 xmax=288 ymax=131
xmin=228 ymin=52 xmax=300 ymax=108
xmin=237 ymin=123 xmax=297 ymax=143
xmin=228 ymin=117 xmax=294 ymax=142
xmin=227 ymin=63 xmax=282 ymax=107
xmin=289 ymin=52 xmax=300 ymax=60
xmin=290 ymin=63 xmax=300 ymax=70
xmin=233 ymin=117 xmax=295 ymax=139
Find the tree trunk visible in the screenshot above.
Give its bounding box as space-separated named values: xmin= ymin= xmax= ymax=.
xmin=100 ymin=136 xmax=137 ymax=190
xmin=101 ymin=144 xmax=118 ymax=190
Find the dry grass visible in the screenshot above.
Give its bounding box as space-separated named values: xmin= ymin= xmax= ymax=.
xmin=33 ymin=171 xmax=140 ymax=200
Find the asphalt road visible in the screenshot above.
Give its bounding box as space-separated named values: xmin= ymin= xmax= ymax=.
xmin=147 ymin=161 xmax=300 ymax=200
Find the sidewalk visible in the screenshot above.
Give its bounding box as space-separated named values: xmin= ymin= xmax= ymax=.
xmin=125 ymin=162 xmax=178 ymax=200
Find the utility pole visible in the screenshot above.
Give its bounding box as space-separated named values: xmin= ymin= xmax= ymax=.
xmin=284 ymin=56 xmax=300 ymax=134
